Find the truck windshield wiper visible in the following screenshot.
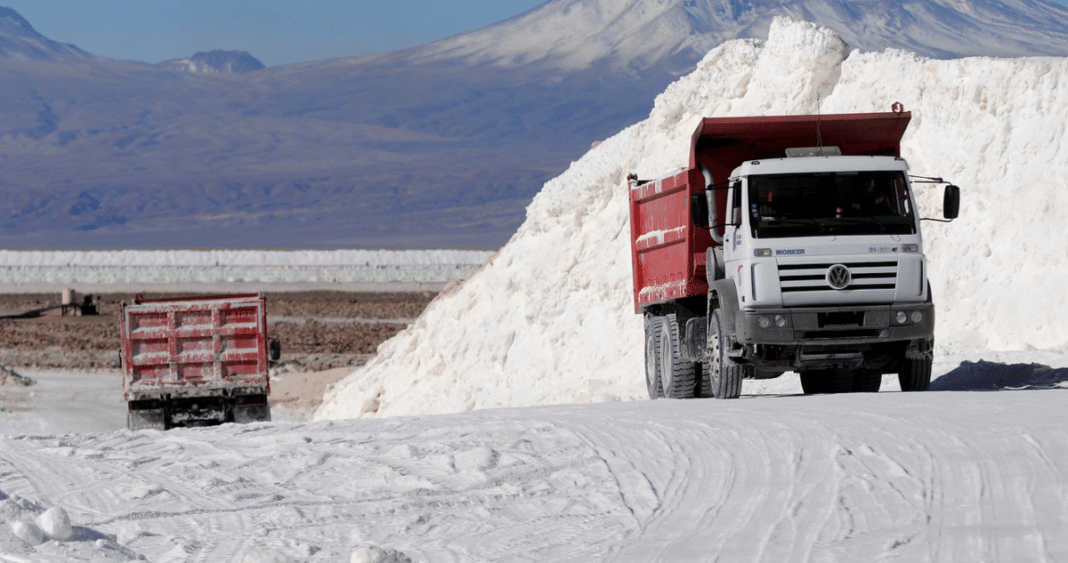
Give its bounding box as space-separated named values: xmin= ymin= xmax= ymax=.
xmin=761 ymin=217 xmax=826 ymax=233
xmin=827 ymin=216 xmax=888 ymax=233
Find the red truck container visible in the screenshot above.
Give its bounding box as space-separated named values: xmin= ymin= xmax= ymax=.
xmin=629 ymin=108 xmax=959 ymax=400
xmin=121 ymin=294 xmax=278 ymax=430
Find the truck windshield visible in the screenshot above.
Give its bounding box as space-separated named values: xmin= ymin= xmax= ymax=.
xmin=747 ymin=171 xmax=916 ymax=238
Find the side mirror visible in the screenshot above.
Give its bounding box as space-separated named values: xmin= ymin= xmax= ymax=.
xmin=943 ymin=185 xmax=960 ymax=220
xmin=691 ymin=193 xmax=709 ymax=228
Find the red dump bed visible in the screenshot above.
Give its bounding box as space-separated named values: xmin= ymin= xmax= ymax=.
xmin=121 ymin=294 xmax=270 ymax=400
xmin=629 ymin=110 xmax=912 ymax=311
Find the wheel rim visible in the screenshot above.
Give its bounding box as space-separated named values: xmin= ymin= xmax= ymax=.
xmin=709 ymin=320 xmax=722 ymax=391
xmin=645 ymin=331 xmax=657 ymax=395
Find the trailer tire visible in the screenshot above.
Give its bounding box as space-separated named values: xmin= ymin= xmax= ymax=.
xmin=898 ymin=357 xmax=932 ymax=392
xmin=707 ymin=310 xmax=744 ymax=399
xmin=660 ymin=315 xmax=696 ymax=399
xmin=234 ymin=394 xmax=272 ymax=424
xmin=800 ymin=370 xmax=853 ymax=395
xmin=644 ymin=316 xmax=664 ymax=400
xmin=852 ymin=370 xmax=882 ymax=393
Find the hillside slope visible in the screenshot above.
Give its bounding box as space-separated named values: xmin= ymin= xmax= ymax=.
xmin=315 ymin=17 xmax=1068 ymax=420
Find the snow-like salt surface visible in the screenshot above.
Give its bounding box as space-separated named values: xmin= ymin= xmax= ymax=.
xmin=317 ymin=17 xmax=1068 ymax=421
xmin=0 ymin=249 xmax=494 ymax=286
xmin=0 ymin=250 xmax=494 ymax=267
xmin=2 ymin=382 xmax=1068 ymax=561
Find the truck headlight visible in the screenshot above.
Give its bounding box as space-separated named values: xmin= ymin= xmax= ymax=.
xmin=896 ymin=311 xmax=908 ymax=324
xmin=775 ymin=315 xmax=787 ymax=328
xmin=910 ymin=311 xmax=923 ymax=323
xmin=758 ymin=316 xmax=771 ymax=329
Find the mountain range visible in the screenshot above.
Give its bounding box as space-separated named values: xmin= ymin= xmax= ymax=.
xmin=2 ymin=0 xmax=1068 ymax=249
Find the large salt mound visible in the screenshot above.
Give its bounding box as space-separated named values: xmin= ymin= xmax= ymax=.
xmin=315 ymin=17 xmax=1068 ymax=420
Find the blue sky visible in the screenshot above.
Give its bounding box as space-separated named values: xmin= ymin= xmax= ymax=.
xmin=6 ymin=1 xmax=547 ymax=66
xmin=8 ymin=1 xmax=1068 ymax=67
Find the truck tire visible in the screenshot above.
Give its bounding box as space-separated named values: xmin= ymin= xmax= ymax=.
xmin=800 ymin=370 xmax=853 ymax=394
xmin=644 ymin=316 xmax=664 ymax=400
xmin=898 ymin=357 xmax=932 ymax=392
xmin=852 ymin=370 xmax=882 ymax=393
xmin=660 ymin=315 xmax=696 ymax=399
xmin=707 ymin=310 xmax=744 ymax=399
xmin=233 ymin=394 xmax=272 ymax=423
xmin=697 ymin=362 xmax=713 ymax=398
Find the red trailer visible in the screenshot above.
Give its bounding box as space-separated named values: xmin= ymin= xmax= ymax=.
xmin=121 ymin=294 xmax=279 ymax=430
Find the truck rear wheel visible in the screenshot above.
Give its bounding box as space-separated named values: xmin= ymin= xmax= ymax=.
xmin=644 ymin=316 xmax=663 ymax=400
xmin=898 ymin=357 xmax=932 ymax=391
xmin=660 ymin=315 xmax=696 ymax=399
xmin=707 ymin=310 xmax=744 ymax=399
xmin=233 ymin=394 xmax=272 ymax=423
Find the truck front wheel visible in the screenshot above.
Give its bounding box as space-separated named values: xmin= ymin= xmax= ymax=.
xmin=707 ymin=310 xmax=744 ymax=399
xmin=645 ymin=316 xmax=664 ymax=400
xmin=898 ymin=357 xmax=932 ymax=391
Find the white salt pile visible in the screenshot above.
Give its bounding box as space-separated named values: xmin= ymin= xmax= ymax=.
xmin=316 ymin=17 xmax=1068 ymax=420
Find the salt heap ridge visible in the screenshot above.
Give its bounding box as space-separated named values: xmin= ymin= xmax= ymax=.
xmin=316 ymin=17 xmax=1068 ymax=420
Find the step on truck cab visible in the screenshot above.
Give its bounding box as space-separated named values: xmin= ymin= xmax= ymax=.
xmin=121 ymin=294 xmax=280 ymax=429
xmin=629 ymin=107 xmax=960 ymax=399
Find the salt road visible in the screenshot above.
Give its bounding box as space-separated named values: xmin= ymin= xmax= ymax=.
xmin=2 ymin=365 xmax=1067 ymax=562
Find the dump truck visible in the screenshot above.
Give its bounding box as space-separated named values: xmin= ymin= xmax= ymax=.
xmin=121 ymin=294 xmax=280 ymax=429
xmin=629 ymin=106 xmax=960 ymax=399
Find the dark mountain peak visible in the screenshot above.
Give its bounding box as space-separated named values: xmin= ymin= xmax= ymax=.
xmin=0 ymin=5 xmax=92 ymax=61
xmin=0 ymin=6 xmax=42 ymax=39
xmin=156 ymin=50 xmax=266 ymax=74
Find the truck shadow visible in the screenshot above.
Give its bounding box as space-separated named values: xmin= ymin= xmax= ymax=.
xmin=931 ymin=360 xmax=1068 ymax=391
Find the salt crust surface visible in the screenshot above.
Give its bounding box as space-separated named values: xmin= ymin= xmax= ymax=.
xmin=316 ymin=17 xmax=1068 ymax=420
xmin=0 ymin=249 xmax=494 ymax=267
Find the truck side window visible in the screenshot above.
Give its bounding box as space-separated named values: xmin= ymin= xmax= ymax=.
xmin=731 ymin=181 xmax=742 ymax=225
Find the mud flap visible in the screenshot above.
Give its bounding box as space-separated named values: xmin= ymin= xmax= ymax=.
xmin=127 ymin=400 xmax=166 ymax=431
xmin=233 ymin=394 xmax=271 ymax=424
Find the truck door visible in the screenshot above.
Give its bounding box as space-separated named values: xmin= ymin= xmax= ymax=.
xmin=722 ymin=179 xmax=745 ymax=288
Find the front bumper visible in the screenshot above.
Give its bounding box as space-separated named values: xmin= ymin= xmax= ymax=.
xmin=738 ymin=302 xmax=934 ymax=346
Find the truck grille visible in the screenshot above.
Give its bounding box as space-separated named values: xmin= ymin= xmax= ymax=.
xmin=778 ymin=260 xmax=897 ymax=293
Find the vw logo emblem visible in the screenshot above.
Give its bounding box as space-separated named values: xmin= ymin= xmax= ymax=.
xmin=826 ymin=264 xmax=851 ymax=290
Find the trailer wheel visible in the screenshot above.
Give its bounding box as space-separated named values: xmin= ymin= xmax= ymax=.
xmin=852 ymin=370 xmax=882 ymax=393
xmin=644 ymin=316 xmax=663 ymax=400
xmin=707 ymin=310 xmax=744 ymax=399
xmin=660 ymin=315 xmax=696 ymax=399
xmin=898 ymin=357 xmax=932 ymax=392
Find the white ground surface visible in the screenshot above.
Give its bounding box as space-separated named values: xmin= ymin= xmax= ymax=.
xmin=2 ymin=359 xmax=1068 ymax=562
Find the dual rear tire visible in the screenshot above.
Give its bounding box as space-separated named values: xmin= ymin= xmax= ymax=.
xmin=645 ymin=311 xmax=745 ymax=400
xmin=645 ymin=315 xmax=696 ymax=399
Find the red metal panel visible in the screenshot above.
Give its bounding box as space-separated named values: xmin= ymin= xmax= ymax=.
xmin=629 ymin=168 xmax=711 ymax=311
xmin=121 ymin=294 xmax=271 ymax=400
xmin=689 ymin=111 xmax=911 ymax=192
